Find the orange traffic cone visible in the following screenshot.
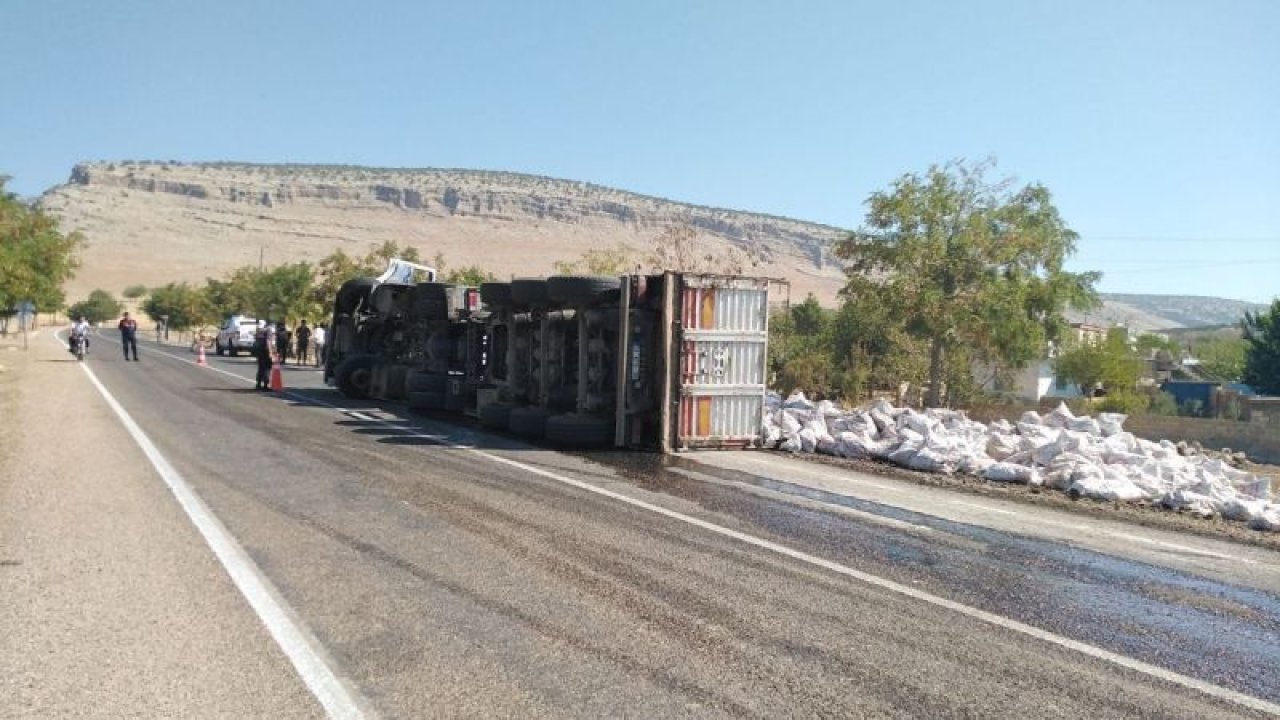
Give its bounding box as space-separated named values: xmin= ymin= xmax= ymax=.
xmin=269 ymin=354 xmax=284 ymax=392
xmin=196 ymin=342 xmax=208 ymax=367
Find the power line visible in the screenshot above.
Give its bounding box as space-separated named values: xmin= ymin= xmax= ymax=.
xmin=1078 ymin=235 xmax=1279 ymax=243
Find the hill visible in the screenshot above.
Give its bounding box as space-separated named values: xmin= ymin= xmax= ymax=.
xmin=36 ymin=162 xmax=1269 ymax=331
xmin=1078 ymin=294 xmax=1271 ymax=332
xmin=38 ymin=161 xmax=848 ymax=303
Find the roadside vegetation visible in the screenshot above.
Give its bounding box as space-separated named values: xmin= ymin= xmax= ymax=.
xmin=0 ymin=177 xmax=82 ymax=325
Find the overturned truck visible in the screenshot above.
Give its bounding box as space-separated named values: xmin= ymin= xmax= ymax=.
xmin=324 ymin=268 xmax=770 ymax=451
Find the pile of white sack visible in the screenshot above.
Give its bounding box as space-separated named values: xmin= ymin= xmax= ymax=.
xmin=762 ymin=393 xmax=1280 ymax=532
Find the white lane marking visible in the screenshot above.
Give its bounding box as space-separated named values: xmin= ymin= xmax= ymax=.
xmin=950 ymin=500 xmax=1019 ymax=516
xmin=138 ymin=337 xmax=1280 ymax=715
xmin=715 ymin=451 xmax=1267 ymax=568
xmin=64 ymin=332 xmax=371 ymax=719
xmin=669 ymin=466 xmax=936 ymax=535
xmin=468 ymin=449 xmax=1280 ymax=716
xmin=1101 ymin=531 xmax=1242 ymax=562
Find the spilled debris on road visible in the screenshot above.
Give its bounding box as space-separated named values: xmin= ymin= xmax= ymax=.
xmin=763 ymin=393 xmax=1280 ymax=532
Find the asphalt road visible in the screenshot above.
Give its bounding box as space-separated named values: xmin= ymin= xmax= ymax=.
xmin=24 ymin=330 xmax=1280 ymax=717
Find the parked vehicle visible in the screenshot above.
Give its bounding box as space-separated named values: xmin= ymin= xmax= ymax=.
xmin=215 ymin=315 xmax=262 ymax=357
xmin=324 ymin=265 xmax=770 ymax=451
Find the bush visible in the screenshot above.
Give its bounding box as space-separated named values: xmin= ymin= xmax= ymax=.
xmin=1096 ymin=390 xmax=1149 ymax=415
xmin=1145 ymin=390 xmax=1179 ymax=417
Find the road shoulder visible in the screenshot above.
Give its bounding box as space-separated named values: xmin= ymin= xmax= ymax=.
xmin=0 ymin=332 xmax=321 ymax=718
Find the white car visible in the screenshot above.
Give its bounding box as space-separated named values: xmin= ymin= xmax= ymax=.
xmin=215 ymin=315 xmax=262 ymax=356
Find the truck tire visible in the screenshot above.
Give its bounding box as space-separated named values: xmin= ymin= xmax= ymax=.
xmin=383 ymin=365 xmax=409 ymax=400
xmin=480 ymin=282 xmax=512 ymax=307
xmin=406 ymin=370 xmax=448 ymax=393
xmin=215 ymin=339 xmax=225 ymax=356
xmin=408 ymin=391 xmax=445 ymax=410
xmin=547 ymin=276 xmax=622 ymax=306
xmin=335 ymin=354 xmax=377 ymax=399
xmin=411 ymin=282 xmax=454 ymax=319
xmin=478 ymin=401 xmax=515 ymax=430
xmin=335 ymin=277 xmax=378 ymax=313
xmin=545 ymin=413 xmax=615 ymax=447
xmin=508 ymin=405 xmax=552 ymax=438
xmin=510 ymin=278 xmax=549 ymax=307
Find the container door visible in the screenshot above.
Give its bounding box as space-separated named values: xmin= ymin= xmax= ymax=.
xmin=675 ymin=275 xmax=769 ymax=449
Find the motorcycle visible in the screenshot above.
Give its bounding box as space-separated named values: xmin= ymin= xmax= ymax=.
xmin=69 ymin=333 xmax=86 ymax=362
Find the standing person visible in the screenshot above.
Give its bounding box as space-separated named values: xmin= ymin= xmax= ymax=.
xmin=294 ymin=320 xmax=311 ymax=367
xmin=274 ymin=321 xmax=291 ymax=365
xmin=118 ymin=312 xmax=139 ymax=361
xmin=312 ymin=323 xmax=326 ymax=368
xmin=252 ymin=322 xmax=273 ymax=390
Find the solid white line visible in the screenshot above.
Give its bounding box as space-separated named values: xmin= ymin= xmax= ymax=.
xmin=470 ymin=448 xmax=1280 ymax=716
xmin=951 ymin=500 xmax=1019 ymax=516
xmin=134 ymin=334 xmax=1280 ymax=715
xmin=65 ymin=332 xmax=371 ymax=719
xmin=668 ymin=466 xmax=936 ymax=535
xmin=1102 ymin=530 xmax=1241 ymax=562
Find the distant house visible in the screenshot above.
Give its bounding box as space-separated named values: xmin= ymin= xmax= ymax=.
xmin=974 ymin=323 xmax=1110 ymax=403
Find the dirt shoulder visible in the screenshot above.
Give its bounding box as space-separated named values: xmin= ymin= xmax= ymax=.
xmin=0 ymin=328 xmax=319 ymax=717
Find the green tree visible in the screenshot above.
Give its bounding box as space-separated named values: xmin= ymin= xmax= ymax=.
xmin=553 ymin=243 xmax=636 ymax=276
xmin=142 ymin=282 xmax=213 ymax=331
xmin=1053 ymin=329 xmax=1143 ymax=397
xmin=1193 ymin=337 xmax=1246 ymax=382
xmin=1242 ymin=300 xmax=1280 ymax=394
xmin=834 ymin=159 xmax=1099 ymax=406
xmin=122 ymin=284 xmax=149 ymax=300
xmin=67 ymin=289 xmax=123 ymax=324
xmin=432 ymin=252 xmax=497 ymax=285
xmin=0 ymin=178 xmax=83 ymax=316
xmin=768 ymin=296 xmax=835 ymax=394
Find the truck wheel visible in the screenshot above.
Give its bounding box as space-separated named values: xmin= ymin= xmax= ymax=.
xmin=480 ymin=282 xmax=512 ymax=307
xmin=408 ymin=391 xmax=445 ymax=410
xmin=508 ymin=405 xmax=552 ymax=437
xmin=335 ymin=277 xmax=378 ymax=313
xmin=335 ymin=354 xmax=377 ymax=399
xmin=215 ymin=340 xmax=225 ymax=356
xmin=406 ymin=371 xmax=448 ymax=393
xmin=511 ymin=278 xmax=549 ymax=308
xmin=545 ymin=413 xmax=615 ymax=447
xmin=478 ymin=401 xmax=515 ymax=429
xmin=228 ymin=345 xmax=239 ymax=357
xmin=411 ymin=282 xmax=454 ymax=319
xmin=547 ymin=276 xmax=622 ymax=306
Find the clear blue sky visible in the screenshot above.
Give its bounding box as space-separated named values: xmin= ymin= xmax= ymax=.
xmin=3 ymin=0 xmax=1277 ymax=302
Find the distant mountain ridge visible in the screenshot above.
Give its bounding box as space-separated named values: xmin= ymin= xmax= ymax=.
xmin=1072 ymin=293 xmax=1271 ymax=332
xmin=35 ymin=161 xmax=1267 ymax=332
xmin=38 ymin=161 xmax=848 ymax=303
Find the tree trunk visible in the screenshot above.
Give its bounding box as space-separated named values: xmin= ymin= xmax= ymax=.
xmin=927 ymin=336 xmax=946 ymax=407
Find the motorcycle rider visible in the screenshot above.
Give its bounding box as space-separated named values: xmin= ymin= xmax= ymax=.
xmin=69 ymin=316 xmax=91 ymax=354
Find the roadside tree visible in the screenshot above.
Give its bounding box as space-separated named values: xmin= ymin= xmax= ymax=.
xmin=0 ymin=177 xmax=82 ymax=317
xmin=142 ymin=282 xmax=213 ymax=332
xmin=553 ymin=243 xmax=637 ymax=276
xmin=1193 ymin=337 xmax=1246 ymax=382
xmin=1242 ymin=300 xmax=1280 ymax=395
xmin=67 ymin=289 xmax=123 ymax=324
xmin=1053 ymin=329 xmax=1143 ymax=397
xmin=834 ymin=159 xmax=1099 ymax=406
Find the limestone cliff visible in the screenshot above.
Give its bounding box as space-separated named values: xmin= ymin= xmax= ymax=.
xmin=41 ymin=161 xmax=849 ymax=303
